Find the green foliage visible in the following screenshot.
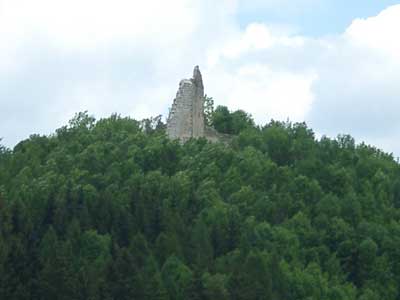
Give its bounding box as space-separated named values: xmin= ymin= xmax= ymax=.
xmin=202 ymin=272 xmax=229 ymax=300
xmin=0 ymin=111 xmax=400 ymax=299
xmin=161 ymin=256 xmax=193 ymax=300
xmin=212 ymin=105 xmax=254 ymax=134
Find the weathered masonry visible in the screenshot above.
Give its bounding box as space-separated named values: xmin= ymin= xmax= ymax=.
xmin=166 ymin=66 xmax=205 ymax=142
xmin=167 ymin=66 xmax=227 ymax=143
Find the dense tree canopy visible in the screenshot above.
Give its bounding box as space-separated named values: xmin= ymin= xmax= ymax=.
xmin=1 ymin=108 xmax=400 ymax=300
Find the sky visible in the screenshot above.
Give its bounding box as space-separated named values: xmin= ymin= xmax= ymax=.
xmin=1 ymin=0 xmax=400 ymax=156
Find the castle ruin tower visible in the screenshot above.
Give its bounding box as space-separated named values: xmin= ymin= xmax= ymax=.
xmin=166 ymin=66 xmax=205 ymax=141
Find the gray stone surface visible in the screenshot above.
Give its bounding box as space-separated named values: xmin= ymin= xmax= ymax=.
xmin=167 ymin=66 xmax=231 ymax=143
xmin=167 ymin=66 xmax=205 ymax=142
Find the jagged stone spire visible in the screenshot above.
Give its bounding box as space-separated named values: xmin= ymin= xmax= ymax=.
xmin=191 ymin=66 xmax=205 ymax=138
xmin=166 ymin=66 xmax=228 ymax=143
xmin=192 ymin=65 xmax=203 ymax=90
xmin=166 ymin=66 xmax=205 ymax=142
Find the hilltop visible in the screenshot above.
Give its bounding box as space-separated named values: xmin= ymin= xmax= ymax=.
xmin=0 ymin=110 xmax=400 ymax=300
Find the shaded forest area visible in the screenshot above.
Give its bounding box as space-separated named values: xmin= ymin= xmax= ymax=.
xmin=1 ymin=107 xmax=400 ymax=300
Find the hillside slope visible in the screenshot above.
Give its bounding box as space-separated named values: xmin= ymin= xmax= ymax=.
xmin=1 ymin=110 xmax=400 ymax=300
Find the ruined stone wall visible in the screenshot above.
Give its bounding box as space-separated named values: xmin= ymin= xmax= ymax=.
xmin=166 ymin=79 xmax=195 ymax=142
xmin=167 ymin=66 xmax=205 ymax=142
xmin=191 ymin=67 xmax=205 ymax=138
xmin=204 ymin=125 xmax=232 ymax=143
xmin=167 ymin=66 xmax=231 ymax=143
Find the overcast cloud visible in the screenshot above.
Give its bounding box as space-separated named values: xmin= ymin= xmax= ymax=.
xmin=1 ymin=1 xmax=400 ymax=156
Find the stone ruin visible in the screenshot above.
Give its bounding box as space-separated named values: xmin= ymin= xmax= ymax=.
xmin=167 ymin=66 xmax=228 ymax=143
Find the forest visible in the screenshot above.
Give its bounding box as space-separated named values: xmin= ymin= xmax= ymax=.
xmin=1 ymin=106 xmax=400 ymax=300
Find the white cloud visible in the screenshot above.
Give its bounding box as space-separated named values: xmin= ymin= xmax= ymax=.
xmin=205 ymin=64 xmax=316 ymax=123
xmin=0 ymin=0 xmax=236 ymax=145
xmin=238 ymin=0 xmax=322 ymax=14
xmin=210 ymin=23 xmax=305 ymax=61
xmin=305 ymin=5 xmax=400 ymax=155
xmin=0 ymin=0 xmax=197 ymax=50
xmin=345 ymin=5 xmax=400 ymax=60
xmin=202 ymin=4 xmax=400 ymax=155
xmin=1 ymin=1 xmax=400 ymax=157
xmin=204 ymin=21 xmax=313 ymax=124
